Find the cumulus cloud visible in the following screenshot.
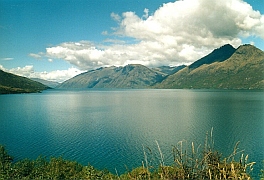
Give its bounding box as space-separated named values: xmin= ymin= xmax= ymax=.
xmin=0 ymin=65 xmax=7 ymax=71
xmin=9 ymin=65 xmax=35 ymax=77
xmin=45 ymin=41 xmax=106 ymax=70
xmin=115 ymin=0 xmax=263 ymax=46
xmin=31 ymin=68 xmax=84 ymax=83
xmin=32 ymin=0 xmax=264 ymax=69
xmin=0 ymin=65 xmax=83 ymax=83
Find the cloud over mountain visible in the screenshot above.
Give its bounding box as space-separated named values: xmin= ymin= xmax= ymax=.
xmin=0 ymin=65 xmax=83 ymax=83
xmin=33 ymin=0 xmax=264 ymax=70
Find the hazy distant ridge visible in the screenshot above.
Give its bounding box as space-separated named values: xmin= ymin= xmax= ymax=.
xmin=31 ymin=78 xmax=60 ymax=88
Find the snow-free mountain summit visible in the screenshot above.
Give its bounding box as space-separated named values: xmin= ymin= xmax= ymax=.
xmin=58 ymin=44 xmax=264 ymax=90
xmin=156 ymin=44 xmax=264 ymax=89
xmin=57 ymin=64 xmax=167 ymax=89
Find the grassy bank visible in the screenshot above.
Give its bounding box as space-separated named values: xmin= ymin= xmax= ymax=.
xmin=1 ymin=131 xmax=263 ymax=179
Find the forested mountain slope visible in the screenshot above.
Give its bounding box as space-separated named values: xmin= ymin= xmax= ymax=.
xmin=0 ymin=70 xmax=49 ymax=94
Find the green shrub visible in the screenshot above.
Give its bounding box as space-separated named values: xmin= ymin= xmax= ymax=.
xmin=0 ymin=145 xmax=13 ymax=179
xmin=0 ymin=130 xmax=260 ymax=179
xmin=260 ymin=161 xmax=264 ymax=180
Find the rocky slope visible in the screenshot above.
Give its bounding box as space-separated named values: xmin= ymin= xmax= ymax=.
xmin=57 ymin=64 xmax=165 ymax=89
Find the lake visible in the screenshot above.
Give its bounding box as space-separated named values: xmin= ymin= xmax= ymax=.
xmin=0 ymin=89 xmax=263 ymax=177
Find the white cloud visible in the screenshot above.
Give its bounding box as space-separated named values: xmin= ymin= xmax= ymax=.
xmin=31 ymin=0 xmax=264 ymax=69
xmin=142 ymin=8 xmax=149 ymax=19
xmin=9 ymin=65 xmax=34 ymax=77
xmin=115 ymin=0 xmax=263 ymax=45
xmin=0 ymin=65 xmax=84 ymax=83
xmin=111 ymin=12 xmax=121 ymax=22
xmin=0 ymin=65 xmax=7 ymax=71
xmin=1 ymin=57 xmax=13 ymax=61
xmin=101 ymin=31 xmax=108 ymax=35
xmin=29 ymin=53 xmax=42 ymax=59
xmin=31 ymin=68 xmax=84 ymax=83
xmin=103 ymin=38 xmax=126 ymax=44
xmin=45 ymin=41 xmax=106 ymax=70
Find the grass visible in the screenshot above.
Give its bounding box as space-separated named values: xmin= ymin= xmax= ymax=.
xmin=0 ymin=130 xmax=261 ymax=179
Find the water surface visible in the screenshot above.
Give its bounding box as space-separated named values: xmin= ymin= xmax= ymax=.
xmin=0 ymin=89 xmax=263 ymax=177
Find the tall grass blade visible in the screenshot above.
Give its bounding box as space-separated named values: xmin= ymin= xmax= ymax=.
xmin=155 ymin=140 xmax=164 ymax=167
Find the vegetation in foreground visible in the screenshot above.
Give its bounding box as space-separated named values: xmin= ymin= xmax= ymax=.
xmin=0 ymin=131 xmax=262 ymax=179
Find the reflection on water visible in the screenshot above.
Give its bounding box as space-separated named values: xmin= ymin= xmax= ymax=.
xmin=0 ymin=89 xmax=263 ymax=177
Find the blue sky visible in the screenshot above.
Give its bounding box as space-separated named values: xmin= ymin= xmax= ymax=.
xmin=0 ymin=0 xmax=263 ymax=82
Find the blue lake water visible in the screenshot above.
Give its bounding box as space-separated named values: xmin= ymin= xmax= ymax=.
xmin=0 ymin=89 xmax=263 ymax=177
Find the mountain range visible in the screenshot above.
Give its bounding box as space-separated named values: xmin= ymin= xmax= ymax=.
xmin=58 ymin=44 xmax=264 ymax=90
xmin=57 ymin=64 xmax=187 ymax=89
xmin=1 ymin=44 xmax=263 ymax=94
xmin=58 ymin=64 xmax=165 ymax=89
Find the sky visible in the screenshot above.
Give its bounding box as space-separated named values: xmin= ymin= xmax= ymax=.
xmin=0 ymin=0 xmax=263 ymax=82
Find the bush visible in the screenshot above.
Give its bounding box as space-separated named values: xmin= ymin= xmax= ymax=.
xmin=0 ymin=145 xmax=13 ymax=179
xmin=260 ymin=161 xmax=264 ymax=180
xmin=0 ymin=130 xmax=260 ymax=179
xmin=0 ymin=148 xmax=115 ymax=180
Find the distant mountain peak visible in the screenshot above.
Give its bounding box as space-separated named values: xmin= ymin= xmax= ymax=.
xmin=224 ymin=44 xmax=264 ymax=65
xmin=219 ymin=43 xmax=234 ymax=49
xmin=189 ymin=44 xmax=236 ymax=69
xmin=236 ymin=44 xmax=262 ymax=52
xmin=209 ymin=44 xmax=234 ymax=53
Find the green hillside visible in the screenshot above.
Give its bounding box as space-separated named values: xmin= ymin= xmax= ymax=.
xmin=157 ymin=44 xmax=264 ymax=89
xmin=0 ymin=70 xmax=49 ymax=94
